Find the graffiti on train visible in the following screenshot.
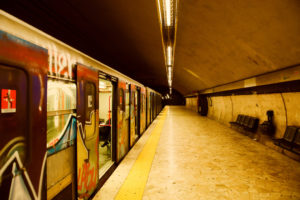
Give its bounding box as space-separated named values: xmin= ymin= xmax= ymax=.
xmin=48 ymin=44 xmax=76 ymax=80
xmin=47 ymin=115 xmax=77 ymax=155
xmin=0 ymin=137 xmax=46 ymax=200
xmin=33 ymin=41 xmax=82 ymax=80
xmin=77 ymin=110 xmax=98 ymax=199
xmin=117 ymin=82 xmax=129 ymax=160
xmin=77 ymin=161 xmax=97 ymax=197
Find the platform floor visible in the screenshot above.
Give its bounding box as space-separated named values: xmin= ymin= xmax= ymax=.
xmin=93 ymin=106 xmax=300 ymax=200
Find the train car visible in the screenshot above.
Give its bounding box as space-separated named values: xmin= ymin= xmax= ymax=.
xmin=146 ymin=87 xmax=162 ymax=127
xmin=0 ymin=10 xmax=162 ymax=200
xmin=146 ymin=88 xmax=153 ymax=126
xmin=140 ymin=87 xmax=147 ymax=135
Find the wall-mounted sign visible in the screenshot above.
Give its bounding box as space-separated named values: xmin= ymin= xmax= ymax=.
xmin=1 ymin=89 xmax=16 ymax=113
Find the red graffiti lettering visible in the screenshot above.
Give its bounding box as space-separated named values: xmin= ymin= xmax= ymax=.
xmin=77 ymin=162 xmax=97 ymax=195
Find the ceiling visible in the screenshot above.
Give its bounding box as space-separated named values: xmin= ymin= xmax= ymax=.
xmin=2 ymin=0 xmax=300 ymax=95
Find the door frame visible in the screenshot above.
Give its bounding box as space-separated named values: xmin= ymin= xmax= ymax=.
xmin=98 ymin=71 xmax=118 ymax=163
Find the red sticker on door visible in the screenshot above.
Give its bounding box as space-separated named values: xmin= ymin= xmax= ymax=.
xmin=1 ymin=89 xmax=16 ymax=113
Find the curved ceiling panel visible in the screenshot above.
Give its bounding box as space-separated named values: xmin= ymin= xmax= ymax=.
xmin=174 ymin=0 xmax=300 ymax=94
xmin=2 ymin=0 xmax=300 ymax=96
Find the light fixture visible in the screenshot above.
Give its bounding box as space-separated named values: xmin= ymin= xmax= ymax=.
xmin=167 ymin=46 xmax=172 ymax=65
xmin=156 ymin=0 xmax=178 ymax=96
xmin=167 ymin=66 xmax=172 ymax=78
xmin=165 ymin=0 xmax=172 ymax=26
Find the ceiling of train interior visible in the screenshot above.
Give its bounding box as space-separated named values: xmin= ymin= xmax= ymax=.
xmin=2 ymin=0 xmax=300 ymax=95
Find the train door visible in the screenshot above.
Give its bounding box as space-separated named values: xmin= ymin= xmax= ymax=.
xmin=0 ymin=31 xmax=48 ymax=199
xmin=140 ymin=87 xmax=146 ymax=134
xmin=151 ymin=92 xmax=155 ymax=121
xmin=149 ymin=92 xmax=152 ymax=123
xmin=98 ymin=73 xmax=116 ymax=178
xmin=157 ymin=96 xmax=159 ymax=114
xmin=136 ymin=87 xmax=141 ymax=138
xmin=76 ymin=64 xmax=99 ymax=199
xmin=116 ymin=81 xmax=129 ymax=162
xmin=154 ymin=94 xmax=157 ymax=118
xmin=146 ymin=89 xmax=151 ymax=126
xmin=129 ymin=84 xmax=136 ymax=147
xmin=125 ymin=84 xmax=130 ymax=148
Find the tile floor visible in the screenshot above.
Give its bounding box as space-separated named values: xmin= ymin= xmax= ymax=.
xmin=94 ymin=106 xmax=300 ymax=200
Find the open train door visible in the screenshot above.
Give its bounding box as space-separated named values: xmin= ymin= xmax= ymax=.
xmin=76 ymin=64 xmax=99 ymax=199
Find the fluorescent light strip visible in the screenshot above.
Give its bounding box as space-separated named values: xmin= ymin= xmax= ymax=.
xmin=168 ymin=67 xmax=172 ymax=77
xmin=168 ymin=79 xmax=172 ymax=86
xmin=167 ymin=46 xmax=172 ymax=65
xmin=165 ymin=0 xmax=172 ymax=26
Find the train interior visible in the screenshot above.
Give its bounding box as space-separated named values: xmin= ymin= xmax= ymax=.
xmin=98 ymin=78 xmax=114 ymax=177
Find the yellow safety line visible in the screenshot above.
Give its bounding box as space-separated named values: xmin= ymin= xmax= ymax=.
xmin=115 ymin=108 xmax=168 ymax=200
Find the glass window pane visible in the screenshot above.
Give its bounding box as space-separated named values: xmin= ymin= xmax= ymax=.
xmin=47 ymin=79 xmax=76 ymax=111
xmin=85 ymin=82 xmax=95 ymax=119
xmin=47 ymin=114 xmax=76 ymax=153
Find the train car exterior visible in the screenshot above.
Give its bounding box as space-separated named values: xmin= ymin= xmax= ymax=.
xmin=0 ymin=29 xmax=48 ymax=200
xmin=116 ymin=80 xmax=129 ymax=163
xmin=0 ymin=10 xmax=162 ymax=200
xmin=146 ymin=87 xmax=162 ymax=127
xmin=140 ymin=87 xmax=147 ymax=134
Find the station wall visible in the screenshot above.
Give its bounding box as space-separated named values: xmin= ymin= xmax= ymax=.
xmin=185 ymin=97 xmax=198 ymax=112
xmin=206 ymin=92 xmax=300 ymax=139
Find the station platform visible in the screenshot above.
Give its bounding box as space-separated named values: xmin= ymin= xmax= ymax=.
xmin=93 ymin=106 xmax=300 ymax=200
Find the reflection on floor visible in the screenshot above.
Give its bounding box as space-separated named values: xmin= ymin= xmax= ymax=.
xmin=99 ymin=142 xmax=113 ymax=177
xmin=94 ymin=106 xmax=300 ymax=200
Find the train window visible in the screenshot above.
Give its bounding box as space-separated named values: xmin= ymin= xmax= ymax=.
xmin=47 ymin=79 xmax=76 ymax=154
xmin=47 ymin=114 xmax=73 ymax=145
xmin=47 ymin=80 xmax=76 ymax=111
xmin=85 ymin=82 xmax=96 ymax=119
xmin=119 ymin=88 xmax=125 ymax=111
xmin=82 ymin=82 xmax=96 ymax=139
xmin=125 ymin=85 xmax=130 ymax=119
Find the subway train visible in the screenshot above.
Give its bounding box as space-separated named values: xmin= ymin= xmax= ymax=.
xmin=0 ymin=10 xmax=162 ymax=200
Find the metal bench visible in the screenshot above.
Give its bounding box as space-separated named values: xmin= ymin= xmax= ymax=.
xmin=291 ymin=129 xmax=300 ymax=155
xmin=244 ymin=117 xmax=259 ymax=132
xmin=229 ymin=114 xmax=243 ymax=126
xmin=273 ymin=126 xmax=298 ymax=150
xmin=230 ymin=114 xmax=259 ymax=133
